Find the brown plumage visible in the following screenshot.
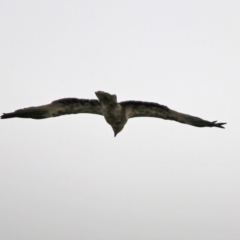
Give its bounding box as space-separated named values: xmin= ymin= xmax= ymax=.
xmin=1 ymin=91 xmax=226 ymax=136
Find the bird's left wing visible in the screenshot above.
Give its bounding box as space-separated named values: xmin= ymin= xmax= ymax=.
xmin=120 ymin=101 xmax=226 ymax=128
xmin=1 ymin=98 xmax=102 ymax=120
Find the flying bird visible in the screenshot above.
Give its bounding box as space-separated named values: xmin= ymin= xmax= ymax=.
xmin=1 ymin=91 xmax=226 ymax=136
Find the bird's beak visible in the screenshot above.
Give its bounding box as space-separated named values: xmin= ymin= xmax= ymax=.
xmin=113 ymin=129 xmax=119 ymax=137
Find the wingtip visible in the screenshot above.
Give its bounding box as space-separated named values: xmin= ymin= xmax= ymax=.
xmin=1 ymin=113 xmax=13 ymax=119
xmin=212 ymin=121 xmax=227 ymax=129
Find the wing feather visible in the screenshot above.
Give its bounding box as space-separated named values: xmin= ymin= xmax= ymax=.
xmin=120 ymin=101 xmax=226 ymax=128
xmin=1 ymin=98 xmax=102 ymax=120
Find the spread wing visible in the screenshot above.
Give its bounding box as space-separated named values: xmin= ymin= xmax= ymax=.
xmin=1 ymin=98 xmax=102 ymax=120
xmin=120 ymin=101 xmax=226 ymax=129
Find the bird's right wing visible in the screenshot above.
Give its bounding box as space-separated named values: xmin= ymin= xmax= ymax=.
xmin=1 ymin=98 xmax=102 ymax=120
xmin=121 ymin=101 xmax=226 ymax=129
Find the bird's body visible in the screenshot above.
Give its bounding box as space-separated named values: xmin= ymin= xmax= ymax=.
xmin=95 ymin=91 xmax=127 ymax=135
xmin=1 ymin=91 xmax=226 ymax=136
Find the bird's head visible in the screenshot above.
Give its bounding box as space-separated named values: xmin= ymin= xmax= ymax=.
xmin=112 ymin=125 xmax=124 ymax=137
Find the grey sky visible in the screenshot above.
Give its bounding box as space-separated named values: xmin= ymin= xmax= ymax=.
xmin=0 ymin=1 xmax=240 ymax=240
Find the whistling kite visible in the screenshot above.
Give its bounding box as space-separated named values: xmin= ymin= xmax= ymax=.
xmin=1 ymin=91 xmax=226 ymax=136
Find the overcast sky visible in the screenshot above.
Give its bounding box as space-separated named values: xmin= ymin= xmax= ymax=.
xmin=0 ymin=1 xmax=240 ymax=240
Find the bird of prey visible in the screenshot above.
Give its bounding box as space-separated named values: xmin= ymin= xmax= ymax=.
xmin=1 ymin=91 xmax=226 ymax=136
